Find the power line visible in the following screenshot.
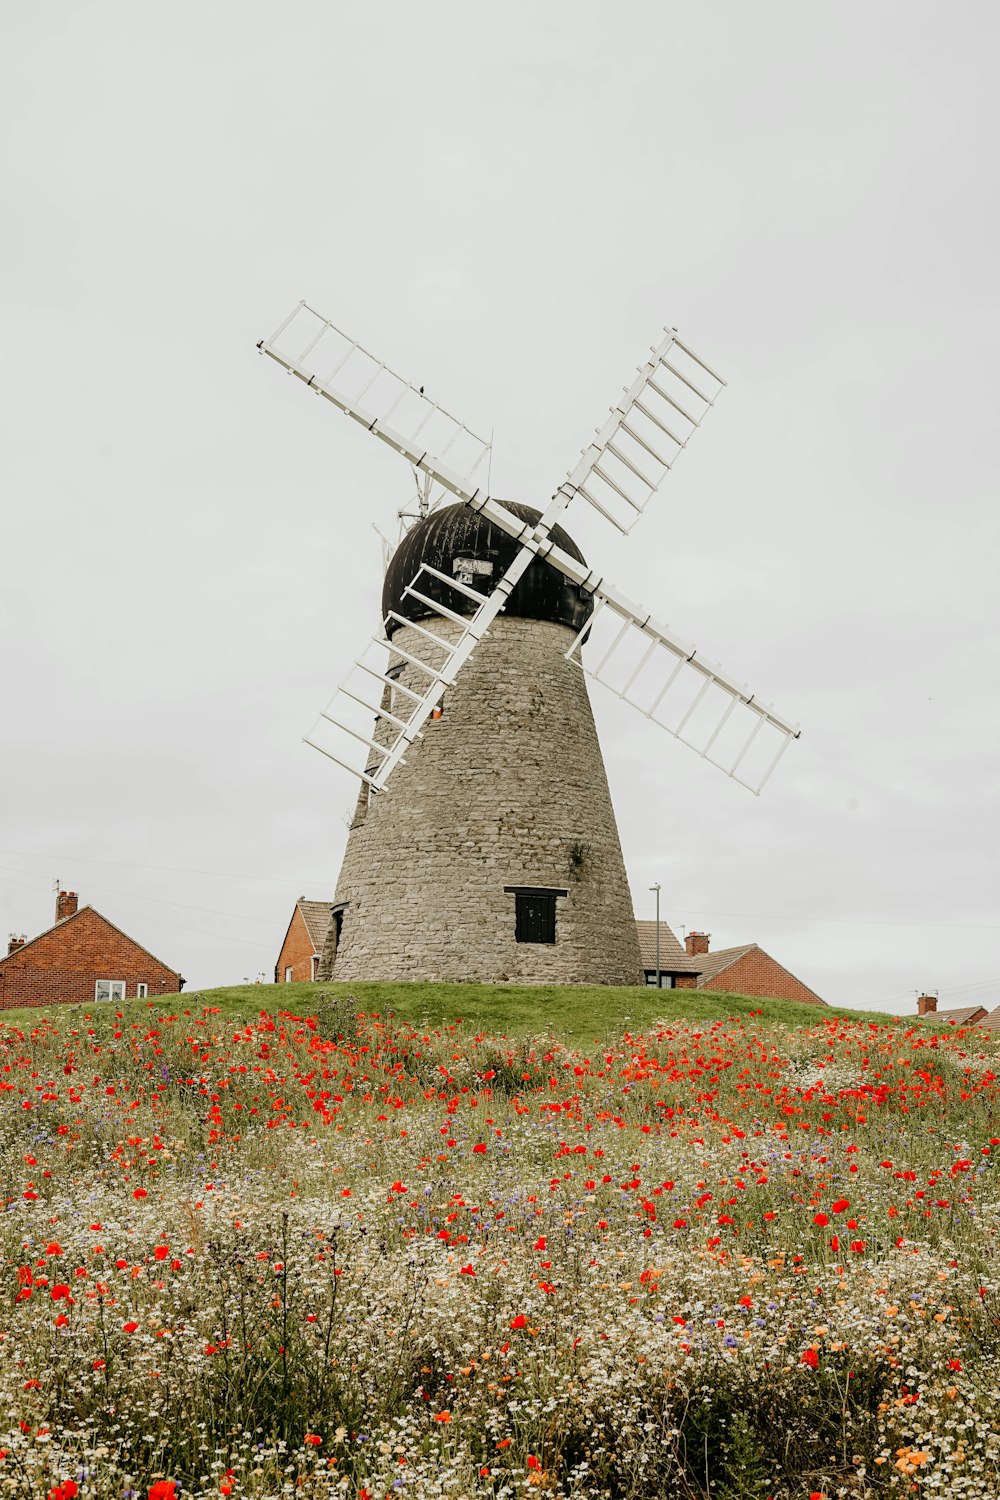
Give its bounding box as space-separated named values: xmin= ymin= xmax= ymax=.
xmin=0 ymin=848 xmax=333 ymax=888
xmin=671 ymin=907 xmax=1000 ymax=935
xmin=0 ymin=865 xmax=278 ymax=927
xmin=89 ymin=900 xmax=274 ymax=948
xmin=0 ymin=873 xmax=274 ymax=952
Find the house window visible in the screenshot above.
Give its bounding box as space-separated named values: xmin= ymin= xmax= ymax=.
xmin=645 ymin=972 xmax=675 ymax=988
xmin=95 ymin=980 xmax=125 ymax=1003
xmin=311 ymin=955 xmax=319 ymax=980
xmin=284 ymin=966 xmax=293 ymax=983
xmin=136 ymin=983 xmax=149 ymax=999
xmin=504 ymin=886 xmax=569 ymax=945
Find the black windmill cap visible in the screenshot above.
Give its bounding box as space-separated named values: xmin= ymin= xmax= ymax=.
xmin=381 ymin=502 xmax=593 ymax=637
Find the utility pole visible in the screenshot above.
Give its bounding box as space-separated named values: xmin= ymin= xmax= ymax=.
xmin=649 ymin=882 xmax=661 ymax=989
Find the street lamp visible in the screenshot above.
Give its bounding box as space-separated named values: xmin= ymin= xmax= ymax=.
xmin=649 ymin=883 xmax=661 ymax=990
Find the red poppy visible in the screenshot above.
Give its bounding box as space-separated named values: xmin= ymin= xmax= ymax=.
xmin=801 ymin=1348 xmax=819 ymax=1368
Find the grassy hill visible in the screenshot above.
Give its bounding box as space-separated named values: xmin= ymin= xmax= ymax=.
xmin=0 ymin=978 xmax=896 ymax=1037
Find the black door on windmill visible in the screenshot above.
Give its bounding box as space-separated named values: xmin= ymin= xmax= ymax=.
xmin=504 ymin=885 xmax=569 ymax=944
xmin=515 ymin=892 xmax=556 ymax=944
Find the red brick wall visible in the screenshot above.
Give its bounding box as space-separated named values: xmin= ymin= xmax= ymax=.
xmin=275 ymin=908 xmax=317 ymax=984
xmin=0 ymin=908 xmax=181 ymax=1009
xmin=702 ymin=948 xmax=824 ymax=1007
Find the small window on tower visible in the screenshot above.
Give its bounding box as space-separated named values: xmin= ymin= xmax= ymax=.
xmin=504 ymin=886 xmax=568 ymax=944
xmin=515 ymin=892 xmax=556 ymax=944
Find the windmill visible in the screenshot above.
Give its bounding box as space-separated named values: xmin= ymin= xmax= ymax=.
xmin=259 ymin=302 xmax=800 ymax=985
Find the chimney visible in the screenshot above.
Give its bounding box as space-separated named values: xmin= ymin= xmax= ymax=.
xmin=56 ymin=890 xmax=78 ymax=922
xmin=916 ymin=993 xmax=938 ymax=1016
xmin=685 ymin=931 xmax=710 ymax=957
xmin=7 ymin=934 xmax=26 ymax=956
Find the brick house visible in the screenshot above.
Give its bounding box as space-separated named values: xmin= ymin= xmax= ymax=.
xmin=0 ymin=890 xmax=183 ymax=1009
xmin=682 ymin=930 xmax=825 ymax=1007
xmin=633 ymin=922 xmax=824 ymax=1005
xmin=635 ymin=920 xmax=702 ymax=988
xmin=275 ymin=899 xmax=332 ymax=983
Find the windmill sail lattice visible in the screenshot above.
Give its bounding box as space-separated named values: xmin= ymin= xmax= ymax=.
xmin=561 ymin=329 xmax=725 ymax=534
xmin=260 ymin=299 xmax=800 ymax=797
xmin=258 ymin=302 xmax=491 ymax=505
xmin=304 ymin=563 xmax=494 ymax=790
xmin=463 ymin=495 xmax=798 ymax=796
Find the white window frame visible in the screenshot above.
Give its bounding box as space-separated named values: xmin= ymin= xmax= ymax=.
xmin=311 ymin=955 xmax=319 ymax=980
xmin=284 ymin=965 xmax=294 ymax=983
xmin=95 ymin=979 xmax=126 ymax=1003
xmin=136 ymin=983 xmax=149 ymax=999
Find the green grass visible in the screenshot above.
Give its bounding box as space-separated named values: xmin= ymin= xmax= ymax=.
xmin=0 ymin=979 xmax=898 ymax=1039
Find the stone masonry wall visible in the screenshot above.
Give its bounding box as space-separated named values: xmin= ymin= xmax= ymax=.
xmin=321 ymin=617 xmax=643 ymax=986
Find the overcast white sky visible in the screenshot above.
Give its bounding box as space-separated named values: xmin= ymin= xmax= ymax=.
xmin=3 ymin=1 xmax=998 ymax=1014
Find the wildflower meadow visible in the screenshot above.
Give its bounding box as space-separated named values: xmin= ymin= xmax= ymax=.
xmin=1 ymin=986 xmax=998 ymax=1499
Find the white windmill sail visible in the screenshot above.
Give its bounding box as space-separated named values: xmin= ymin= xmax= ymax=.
xmin=258 ymin=302 xmax=491 ymax=504
xmin=305 ymin=513 xmax=571 ymax=792
xmin=465 ymin=494 xmax=799 ymax=796
xmin=261 ymin=300 xmax=800 ymax=797
xmin=558 ymin=328 xmax=726 ymax=534
xmin=304 ymin=562 xmax=496 ymax=789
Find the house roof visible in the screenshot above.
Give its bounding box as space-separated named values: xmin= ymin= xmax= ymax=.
xmin=916 ymin=1005 xmax=988 ymax=1026
xmin=975 ymin=1004 xmax=1000 ymax=1033
xmin=297 ymin=899 xmax=332 ymax=954
xmin=0 ymin=905 xmax=181 ymax=978
xmin=694 ymin=943 xmax=826 ymax=1006
xmin=634 ymin=920 xmax=702 ymax=975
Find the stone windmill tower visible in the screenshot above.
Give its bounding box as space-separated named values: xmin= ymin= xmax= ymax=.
xmin=259 ymin=302 xmax=800 ymax=985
